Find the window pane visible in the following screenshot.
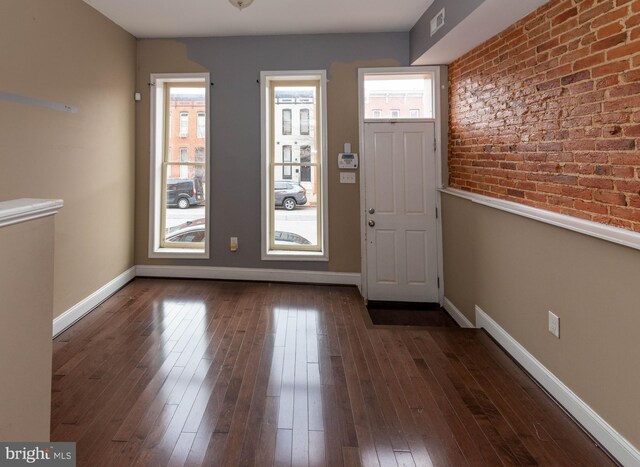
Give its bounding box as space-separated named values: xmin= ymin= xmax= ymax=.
xmin=300 ymin=108 xmax=310 ymax=135
xmin=163 ymin=84 xmax=207 ymax=249
xmin=364 ymin=73 xmax=434 ymax=119
xmin=282 ymin=145 xmax=292 ymax=179
xmin=300 ymin=146 xmax=311 ymax=182
xmin=282 ymin=109 xmax=292 ymax=135
xmin=195 ymin=147 xmax=205 ymax=162
xmin=164 ymin=165 xmax=206 ymax=245
xmin=179 ymin=112 xmax=188 ymax=137
xmin=197 ymin=112 xmax=205 ymax=138
xmin=179 ymin=148 xmax=188 ymax=178
xmin=273 ymin=165 xmax=319 ymax=247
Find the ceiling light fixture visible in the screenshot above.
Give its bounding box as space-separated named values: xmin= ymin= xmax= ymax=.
xmin=228 ymin=0 xmax=254 ymax=10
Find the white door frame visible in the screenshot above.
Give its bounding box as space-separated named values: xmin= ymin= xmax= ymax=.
xmin=358 ymin=66 xmax=445 ymax=305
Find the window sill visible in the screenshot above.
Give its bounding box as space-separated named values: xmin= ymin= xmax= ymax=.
xmin=149 ymin=248 xmax=209 ymax=259
xmin=262 ymin=250 xmax=328 ymax=262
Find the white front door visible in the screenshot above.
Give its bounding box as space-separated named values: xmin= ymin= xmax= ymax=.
xmin=364 ymin=122 xmax=439 ymax=302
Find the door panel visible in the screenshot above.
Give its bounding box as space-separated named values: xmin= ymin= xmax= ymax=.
xmin=375 ymin=230 xmax=397 ymax=283
xmin=404 ymin=132 xmax=427 ymax=215
xmin=373 ymin=132 xmax=396 ymax=214
xmin=405 ymin=230 xmax=427 ymax=285
xmin=364 ymin=122 xmax=438 ymax=302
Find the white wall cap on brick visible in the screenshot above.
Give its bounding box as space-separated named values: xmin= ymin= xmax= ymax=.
xmin=441 ymin=187 xmax=640 ymax=252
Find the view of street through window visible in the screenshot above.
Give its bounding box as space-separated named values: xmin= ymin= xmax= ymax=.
xmin=166 ymin=204 xmax=318 ymax=245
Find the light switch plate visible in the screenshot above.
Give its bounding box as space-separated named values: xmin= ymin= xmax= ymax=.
xmin=548 ymin=311 xmax=560 ymax=338
xmin=340 ymin=172 xmax=356 ymax=184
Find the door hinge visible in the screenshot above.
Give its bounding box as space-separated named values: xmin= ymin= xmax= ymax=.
xmin=437 ymin=277 xmax=440 ymax=288
xmin=434 ymin=139 xmax=437 ymax=151
xmin=435 ymin=207 xmax=438 ymax=219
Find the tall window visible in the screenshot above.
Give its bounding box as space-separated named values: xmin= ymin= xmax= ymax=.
xmin=282 ymin=109 xmax=292 ymax=135
xmin=282 ymin=145 xmax=292 ymax=179
xmin=197 ymin=112 xmax=205 ymax=138
xmin=300 ymin=108 xmax=310 ymax=135
xmin=261 ymin=71 xmax=328 ymax=259
xmin=372 ymin=109 xmax=382 ymax=118
xmin=149 ymin=73 xmax=210 ymax=258
xmin=179 ymin=112 xmax=189 ymax=137
xmin=391 ymin=109 xmax=400 ymax=118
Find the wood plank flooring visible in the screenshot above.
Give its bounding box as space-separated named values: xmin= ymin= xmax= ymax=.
xmin=51 ymin=278 xmax=616 ymax=466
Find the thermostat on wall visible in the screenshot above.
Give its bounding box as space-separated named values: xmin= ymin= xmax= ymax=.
xmin=338 ymin=153 xmax=358 ymax=169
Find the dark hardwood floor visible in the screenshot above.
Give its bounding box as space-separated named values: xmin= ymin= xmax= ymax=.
xmin=51 ymin=278 xmax=615 ymax=466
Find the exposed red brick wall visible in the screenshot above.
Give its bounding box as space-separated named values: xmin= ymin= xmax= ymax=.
xmin=449 ymin=0 xmax=640 ymax=231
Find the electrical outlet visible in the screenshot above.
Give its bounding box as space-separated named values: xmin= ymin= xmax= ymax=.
xmin=230 ymin=237 xmax=238 ymax=252
xmin=548 ymin=311 xmax=560 ymax=338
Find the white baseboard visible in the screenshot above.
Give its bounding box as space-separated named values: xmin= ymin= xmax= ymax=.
xmin=443 ymin=297 xmax=475 ymax=328
xmin=135 ymin=265 xmax=361 ymax=287
xmin=475 ymin=305 xmax=640 ymax=466
xmin=52 ymin=267 xmax=136 ymax=338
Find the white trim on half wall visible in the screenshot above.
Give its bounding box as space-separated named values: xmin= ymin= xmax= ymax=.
xmin=441 ymin=187 xmax=640 ymax=252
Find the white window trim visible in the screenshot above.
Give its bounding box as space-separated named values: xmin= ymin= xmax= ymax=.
xmin=260 ymin=70 xmax=329 ymax=261
xmin=148 ymin=72 xmax=211 ymax=259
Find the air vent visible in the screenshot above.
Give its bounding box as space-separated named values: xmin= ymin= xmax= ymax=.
xmin=430 ymin=8 xmax=445 ymax=37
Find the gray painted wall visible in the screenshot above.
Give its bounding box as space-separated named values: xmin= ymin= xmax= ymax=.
xmin=169 ymin=33 xmax=409 ymax=270
xmin=410 ymin=0 xmax=484 ymax=64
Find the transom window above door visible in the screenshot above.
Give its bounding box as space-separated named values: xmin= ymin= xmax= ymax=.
xmin=364 ymin=72 xmax=435 ymax=120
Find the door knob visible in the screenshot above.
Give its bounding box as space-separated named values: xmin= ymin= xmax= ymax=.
xmin=368 ymin=220 xmax=375 ymax=227
xmin=368 ymin=208 xmax=375 ymax=214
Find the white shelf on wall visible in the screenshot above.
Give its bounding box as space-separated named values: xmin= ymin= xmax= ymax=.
xmin=0 ymin=199 xmax=64 ymax=229
xmin=440 ymin=188 xmax=640 ymax=252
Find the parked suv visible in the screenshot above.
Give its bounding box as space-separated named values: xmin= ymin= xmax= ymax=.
xmin=166 ymin=178 xmax=205 ymax=209
xmin=274 ymin=181 xmax=307 ymax=210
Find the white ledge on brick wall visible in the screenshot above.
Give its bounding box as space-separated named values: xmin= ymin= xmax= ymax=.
xmin=0 ymin=198 xmax=64 ymax=229
xmin=440 ymin=187 xmax=640 ymax=252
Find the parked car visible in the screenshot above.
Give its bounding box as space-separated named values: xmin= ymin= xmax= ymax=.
xmin=166 ymin=217 xmax=206 ymax=235
xmin=274 ymin=181 xmax=307 ymax=210
xmin=166 ymin=225 xmax=206 ymax=243
xmin=274 ymin=230 xmax=311 ymax=245
xmin=165 ymin=218 xmax=310 ymax=245
xmin=166 ymin=178 xmax=205 ymax=209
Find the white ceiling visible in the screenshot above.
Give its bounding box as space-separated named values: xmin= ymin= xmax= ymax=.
xmin=83 ymin=0 xmax=435 ymax=39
